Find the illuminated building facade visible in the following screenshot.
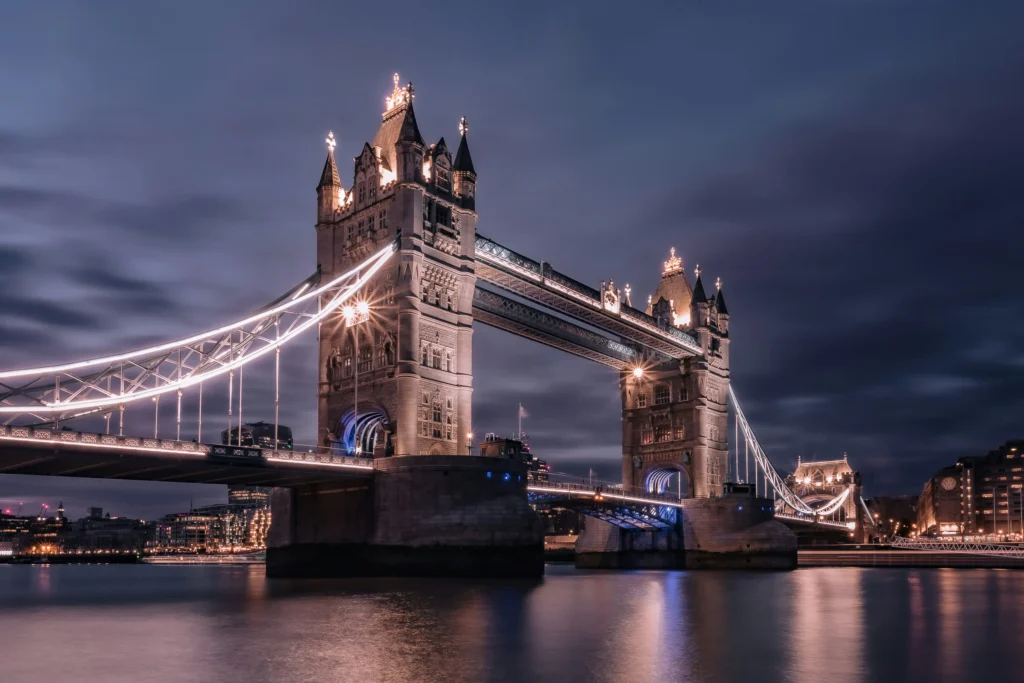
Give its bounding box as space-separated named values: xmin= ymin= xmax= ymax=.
xmin=227 ymin=486 xmax=271 ymax=509
xmin=316 ymin=74 xmax=478 ymax=458
xmin=918 ymin=440 xmax=1024 ymax=538
xmin=621 ymin=253 xmax=730 ymax=498
xmin=782 ymin=455 xmax=862 ymax=524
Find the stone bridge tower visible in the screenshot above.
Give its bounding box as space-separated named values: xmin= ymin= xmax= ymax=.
xmin=315 ymin=75 xmax=478 ymax=457
xmin=621 ymin=251 xmax=730 ymax=498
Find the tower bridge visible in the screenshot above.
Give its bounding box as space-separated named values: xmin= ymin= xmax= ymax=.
xmin=0 ymin=75 xmax=864 ymax=576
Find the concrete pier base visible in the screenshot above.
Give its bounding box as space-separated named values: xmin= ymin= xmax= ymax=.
xmin=575 ymin=497 xmax=796 ymax=570
xmin=266 ymin=455 xmax=544 ymax=578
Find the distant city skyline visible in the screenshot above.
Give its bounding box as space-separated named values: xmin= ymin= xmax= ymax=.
xmin=1 ymin=2 xmax=1023 ymax=515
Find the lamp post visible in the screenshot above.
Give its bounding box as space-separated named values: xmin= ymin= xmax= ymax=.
xmin=343 ymin=301 xmax=370 ymax=456
xmin=467 ymin=432 xmax=474 ymax=456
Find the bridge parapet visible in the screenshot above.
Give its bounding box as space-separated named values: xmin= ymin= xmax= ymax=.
xmin=0 ymin=426 xmax=374 ymax=471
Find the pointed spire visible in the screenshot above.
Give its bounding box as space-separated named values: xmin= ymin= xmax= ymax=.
xmin=317 ymin=131 xmax=340 ymax=189
xmin=396 ymin=101 xmax=425 ymax=146
xmin=454 ymin=116 xmax=476 ymax=175
xmin=715 ymin=285 xmax=728 ymax=315
xmin=692 ymin=264 xmax=707 ymax=303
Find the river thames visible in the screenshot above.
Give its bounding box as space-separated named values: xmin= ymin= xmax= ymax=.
xmin=2 ymin=564 xmax=1023 ymax=683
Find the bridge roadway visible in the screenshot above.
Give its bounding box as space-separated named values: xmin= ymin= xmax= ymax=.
xmin=0 ymin=425 xmax=372 ymax=487
xmin=0 ymin=424 xmax=690 ymax=512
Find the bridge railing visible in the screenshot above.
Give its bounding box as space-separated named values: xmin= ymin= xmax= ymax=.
xmin=891 ymin=536 xmax=1024 ymax=558
xmin=0 ymin=425 xmax=374 ymax=471
xmin=527 ymin=478 xmax=684 ymax=508
xmin=775 ymin=511 xmax=853 ymax=530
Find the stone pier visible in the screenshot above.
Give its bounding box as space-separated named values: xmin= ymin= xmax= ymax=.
xmin=266 ymin=455 xmax=544 ymax=578
xmin=575 ymin=497 xmax=797 ymax=570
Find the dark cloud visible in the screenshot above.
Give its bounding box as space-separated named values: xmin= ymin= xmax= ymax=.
xmin=1 ymin=1 xmax=1022 ymax=515
xmin=648 ymin=52 xmax=1024 ymax=493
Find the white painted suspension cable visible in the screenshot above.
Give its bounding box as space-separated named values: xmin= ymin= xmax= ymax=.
xmin=809 ymin=487 xmax=851 ymax=516
xmin=729 ymin=386 xmax=814 ymax=514
xmin=0 ymin=245 xmax=393 ymax=379
xmin=0 ymin=243 xmax=395 ymax=414
xmin=860 ymin=495 xmax=876 ymax=527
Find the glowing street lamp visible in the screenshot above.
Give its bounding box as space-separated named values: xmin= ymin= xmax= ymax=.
xmin=467 ymin=432 xmax=474 ymax=455
xmin=345 ymin=301 xmax=371 ymax=455
xmin=632 ymin=367 xmax=644 ymax=379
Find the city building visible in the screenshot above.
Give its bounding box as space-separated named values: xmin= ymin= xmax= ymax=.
xmin=866 ymin=495 xmax=918 ymax=539
xmin=917 ymin=439 xmax=1024 ymax=538
xmin=221 ymin=422 xmax=293 ymax=450
xmin=227 ymin=486 xmax=271 ymax=508
xmin=62 ymin=512 xmax=155 ymax=553
xmin=154 ymin=497 xmax=271 ymax=553
xmin=479 ymin=434 xmax=549 ymax=481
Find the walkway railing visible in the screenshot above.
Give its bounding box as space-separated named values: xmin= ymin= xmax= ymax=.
xmin=0 ymin=425 xmax=374 ymax=471
xmin=776 ymin=512 xmax=853 ymax=530
xmin=527 ymin=479 xmax=684 ymax=509
xmin=891 ymin=536 xmax=1024 ymax=558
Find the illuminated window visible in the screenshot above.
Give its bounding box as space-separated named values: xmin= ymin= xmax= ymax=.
xmin=436 ymin=165 xmax=451 ymax=191
xmin=655 ymin=426 xmax=672 ymax=443
xmin=641 ymin=427 xmax=653 ymax=445
xmin=674 ymin=426 xmax=685 ymax=440
xmin=654 ymin=385 xmax=671 ymax=405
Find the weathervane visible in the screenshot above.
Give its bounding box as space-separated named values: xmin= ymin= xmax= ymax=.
xmin=326 ymin=131 xmax=337 ymax=152
xmin=663 ymin=247 xmax=683 ymax=276
xmin=715 ymin=276 xmax=721 ymax=291
xmin=385 ymin=73 xmax=414 ymax=112
xmin=459 ymin=116 xmax=468 ymax=136
xmin=694 ymin=264 xmax=701 ymax=280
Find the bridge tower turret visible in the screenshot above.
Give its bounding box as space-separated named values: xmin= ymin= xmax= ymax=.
xmin=622 ymin=255 xmax=730 ymax=499
xmin=316 ymin=74 xmax=477 ymax=457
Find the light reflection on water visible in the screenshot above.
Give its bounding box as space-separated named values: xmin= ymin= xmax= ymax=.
xmin=1 ymin=564 xmax=1023 ymax=683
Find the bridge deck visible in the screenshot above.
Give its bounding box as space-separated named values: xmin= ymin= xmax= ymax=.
xmin=0 ymin=427 xmax=372 ymax=487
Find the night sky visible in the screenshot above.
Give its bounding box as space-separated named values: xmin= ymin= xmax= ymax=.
xmin=1 ymin=2 xmax=1022 ymax=519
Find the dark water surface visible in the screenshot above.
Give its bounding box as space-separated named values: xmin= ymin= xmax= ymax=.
xmin=2 ymin=564 xmax=1023 ymax=683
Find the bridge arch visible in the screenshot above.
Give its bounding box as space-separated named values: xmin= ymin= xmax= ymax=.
xmin=643 ymin=464 xmax=691 ymax=498
xmin=335 ymin=402 xmax=391 ymax=457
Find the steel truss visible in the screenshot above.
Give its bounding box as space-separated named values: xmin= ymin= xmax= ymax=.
xmin=891 ymin=536 xmax=1024 ymax=558
xmin=473 ymin=287 xmax=642 ymax=370
xmin=0 ymin=242 xmax=396 ymax=423
xmin=475 ymin=235 xmax=702 ymax=359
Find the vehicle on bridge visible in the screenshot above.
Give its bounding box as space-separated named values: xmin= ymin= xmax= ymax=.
xmin=221 ymin=422 xmax=293 ymax=450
